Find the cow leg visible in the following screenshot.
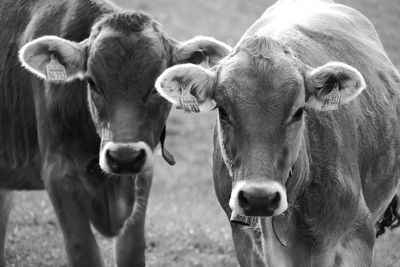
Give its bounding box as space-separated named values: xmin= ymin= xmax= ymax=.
xmin=115 ymin=171 xmax=153 ymax=267
xmin=43 ymin=158 xmax=104 ymax=267
xmin=0 ymin=190 xmax=12 ymax=267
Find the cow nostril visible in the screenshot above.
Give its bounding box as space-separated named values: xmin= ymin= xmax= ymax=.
xmin=270 ymin=191 xmax=281 ymax=206
xmin=237 ymin=190 xmax=249 ymax=208
xmin=135 ymin=149 xmax=146 ymax=162
xmin=105 ymin=149 xmax=117 ymax=163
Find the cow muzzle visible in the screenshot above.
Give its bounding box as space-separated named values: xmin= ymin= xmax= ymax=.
xmin=229 ymin=181 xmax=288 ymax=217
xmin=99 ymin=141 xmax=152 ymax=175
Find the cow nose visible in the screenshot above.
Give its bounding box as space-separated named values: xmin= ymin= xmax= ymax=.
xmin=238 ymin=189 xmax=281 ymax=216
xmin=231 ymin=181 xmax=288 ymax=217
xmin=105 ymin=146 xmax=146 ymax=174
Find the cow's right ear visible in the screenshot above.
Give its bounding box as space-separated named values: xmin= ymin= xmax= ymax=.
xmin=19 ymin=36 xmax=87 ymax=82
xmin=155 ymin=63 xmax=217 ymax=113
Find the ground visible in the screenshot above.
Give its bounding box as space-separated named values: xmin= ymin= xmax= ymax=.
xmin=4 ymin=0 xmax=400 ymax=266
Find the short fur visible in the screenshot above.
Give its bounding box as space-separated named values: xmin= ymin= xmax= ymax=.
xmin=212 ymin=0 xmax=400 ymax=266
xmin=156 ymin=0 xmax=400 ymax=266
xmin=0 ymin=0 xmax=230 ymax=266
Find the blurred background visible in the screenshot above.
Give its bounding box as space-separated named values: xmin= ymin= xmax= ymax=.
xmin=5 ymin=0 xmax=400 ymax=266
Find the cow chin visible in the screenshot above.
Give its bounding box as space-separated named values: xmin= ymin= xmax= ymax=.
xmin=99 ymin=141 xmax=153 ymax=176
xmin=229 ymin=180 xmax=288 ymax=217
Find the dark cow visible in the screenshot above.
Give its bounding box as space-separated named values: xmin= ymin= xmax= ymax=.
xmin=156 ymin=0 xmax=400 ymax=266
xmin=0 ymin=0 xmax=230 ymax=266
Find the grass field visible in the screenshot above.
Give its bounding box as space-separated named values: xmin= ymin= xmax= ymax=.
xmin=4 ymin=0 xmax=400 ymax=266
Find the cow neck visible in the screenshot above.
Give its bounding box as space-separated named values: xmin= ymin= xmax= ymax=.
xmin=296 ymin=116 xmax=361 ymax=250
xmin=260 ymin=215 xmax=311 ymax=267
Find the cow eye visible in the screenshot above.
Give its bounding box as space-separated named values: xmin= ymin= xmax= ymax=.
xmin=218 ymin=106 xmax=230 ymax=121
xmin=292 ymin=107 xmax=304 ymax=122
xmin=86 ymin=77 xmax=97 ymax=90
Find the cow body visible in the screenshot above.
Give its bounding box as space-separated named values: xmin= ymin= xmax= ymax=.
xmin=215 ymin=1 xmax=400 ymax=265
xmin=0 ymin=0 xmax=231 ymax=266
xmin=156 ymin=0 xmax=400 ymax=266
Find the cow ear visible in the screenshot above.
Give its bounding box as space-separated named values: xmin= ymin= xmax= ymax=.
xmin=155 ymin=63 xmax=217 ymax=113
xmin=174 ymin=36 xmax=232 ymax=68
xmin=305 ymin=62 xmax=366 ymax=111
xmin=19 ymin=35 xmax=87 ymax=82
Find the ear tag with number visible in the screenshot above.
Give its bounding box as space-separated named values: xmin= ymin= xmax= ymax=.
xmin=321 ymin=86 xmax=340 ymax=111
xmin=180 ymin=88 xmax=200 ymax=113
xmin=46 ymin=55 xmax=67 ymax=82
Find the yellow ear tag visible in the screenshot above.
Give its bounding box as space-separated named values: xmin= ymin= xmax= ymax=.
xmin=180 ymin=89 xmax=200 ymax=113
xmin=321 ymin=86 xmax=340 ymax=111
xmin=46 ymin=55 xmax=67 ymax=82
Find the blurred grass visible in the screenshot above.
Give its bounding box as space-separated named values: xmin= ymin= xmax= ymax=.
xmin=5 ymin=0 xmax=400 ymax=266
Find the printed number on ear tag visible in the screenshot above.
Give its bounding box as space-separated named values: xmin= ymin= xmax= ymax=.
xmin=46 ymin=55 xmax=67 ymax=82
xmin=180 ymin=92 xmax=200 ymax=113
xmin=321 ymin=86 xmax=340 ymax=111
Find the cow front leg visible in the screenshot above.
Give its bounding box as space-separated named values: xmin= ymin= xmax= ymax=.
xmin=43 ymin=158 xmax=104 ymax=267
xmin=115 ymin=171 xmax=153 ymax=267
xmin=0 ymin=190 xmax=12 ymax=267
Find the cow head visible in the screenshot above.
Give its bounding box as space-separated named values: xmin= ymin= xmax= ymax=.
xmin=156 ymin=35 xmax=366 ymax=217
xmin=19 ymin=12 xmax=231 ymax=176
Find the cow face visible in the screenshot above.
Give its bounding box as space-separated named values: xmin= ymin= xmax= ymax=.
xmin=156 ymin=36 xmax=366 ymax=217
xmin=18 ymin=13 xmax=231 ymax=176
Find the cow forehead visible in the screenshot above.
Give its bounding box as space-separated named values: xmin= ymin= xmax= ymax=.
xmin=87 ymin=28 xmax=166 ymax=92
xmin=90 ymin=26 xmax=163 ymax=53
xmin=216 ymin=50 xmax=303 ymax=107
xmin=89 ymin=26 xmax=164 ymax=62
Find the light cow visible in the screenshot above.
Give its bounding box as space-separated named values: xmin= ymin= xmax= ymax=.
xmin=156 ymin=0 xmax=400 ymax=266
xmin=0 ymin=0 xmax=230 ymax=266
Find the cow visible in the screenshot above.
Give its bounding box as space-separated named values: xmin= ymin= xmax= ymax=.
xmin=0 ymin=0 xmax=231 ymax=266
xmin=155 ymin=0 xmax=400 ymax=266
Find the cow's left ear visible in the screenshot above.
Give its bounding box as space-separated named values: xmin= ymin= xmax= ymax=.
xmin=19 ymin=35 xmax=87 ymax=82
xmin=155 ymin=63 xmax=217 ymax=112
xmin=174 ymin=36 xmax=232 ymax=67
xmin=305 ymin=62 xmax=366 ymax=111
